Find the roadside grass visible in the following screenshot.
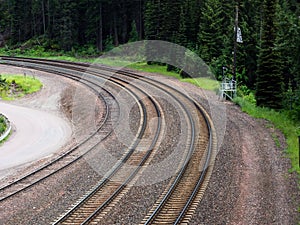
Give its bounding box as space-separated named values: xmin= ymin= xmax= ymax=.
xmin=0 ymin=131 xmax=11 ymax=145
xmin=0 ymin=74 xmax=43 ymax=100
xmin=234 ymin=97 xmax=300 ymax=174
xmin=0 ymin=116 xmax=6 ymax=134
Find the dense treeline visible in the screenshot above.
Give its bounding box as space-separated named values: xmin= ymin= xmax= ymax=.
xmin=0 ymin=0 xmax=300 ymax=113
xmin=0 ymin=0 xmax=144 ymax=51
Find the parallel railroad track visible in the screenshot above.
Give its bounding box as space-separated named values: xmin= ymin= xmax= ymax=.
xmin=0 ymin=58 xmax=148 ymax=202
xmin=0 ymin=56 xmax=217 ymax=224
xmin=0 ymin=69 xmax=119 ymax=201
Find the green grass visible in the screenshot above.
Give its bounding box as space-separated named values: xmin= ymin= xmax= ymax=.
xmin=128 ymin=62 xmax=219 ymax=91
xmin=0 ymin=74 xmax=43 ymax=100
xmin=1 ymin=48 xmax=220 ymax=91
xmin=0 ymin=130 xmax=11 ymax=145
xmin=234 ymin=97 xmax=300 ymax=174
xmin=0 ymin=116 xmax=6 ymax=134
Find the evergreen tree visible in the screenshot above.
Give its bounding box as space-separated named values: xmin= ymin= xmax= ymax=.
xmin=256 ymin=0 xmax=284 ymax=109
xmin=144 ymin=0 xmax=162 ymax=40
xmin=129 ymin=20 xmax=139 ymax=42
xmin=198 ymin=0 xmax=225 ymax=63
xmin=277 ymin=1 xmax=300 ymax=90
xmin=238 ymin=0 xmax=262 ymax=88
xmin=177 ymin=0 xmax=201 ymax=49
xmin=177 ymin=5 xmax=189 ymax=47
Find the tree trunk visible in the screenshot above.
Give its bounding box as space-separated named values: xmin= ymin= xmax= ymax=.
xmin=113 ymin=10 xmax=119 ymax=46
xmin=98 ymin=2 xmax=103 ymax=52
xmin=42 ymin=0 xmax=46 ymax=35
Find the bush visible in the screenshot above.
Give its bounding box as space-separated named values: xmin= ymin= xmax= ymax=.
xmin=236 ymin=85 xmax=257 ymax=105
xmin=244 ymin=92 xmax=257 ymax=105
xmin=283 ymin=88 xmax=300 ymax=122
xmin=0 ymin=117 xmax=6 ymax=134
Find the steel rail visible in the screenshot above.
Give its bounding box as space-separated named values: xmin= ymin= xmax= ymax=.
xmin=1 ymin=57 xmax=215 ymax=224
xmin=52 ymin=77 xmax=152 ymax=225
xmin=0 ymin=58 xmax=158 ymax=225
xmin=116 ymin=70 xmax=214 ymax=225
xmin=0 ymin=60 xmax=147 ymax=204
xmin=0 ymin=67 xmax=115 ymax=201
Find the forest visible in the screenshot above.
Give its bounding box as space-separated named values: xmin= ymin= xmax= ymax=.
xmin=0 ymin=0 xmax=300 ymax=116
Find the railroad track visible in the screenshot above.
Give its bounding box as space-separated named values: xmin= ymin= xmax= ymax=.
xmin=0 ymin=83 xmax=119 ymax=201
xmin=0 ymin=58 xmax=148 ymax=202
xmin=0 ymin=56 xmax=217 ymax=224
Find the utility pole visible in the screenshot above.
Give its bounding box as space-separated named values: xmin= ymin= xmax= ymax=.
xmin=233 ymin=5 xmax=239 ymax=81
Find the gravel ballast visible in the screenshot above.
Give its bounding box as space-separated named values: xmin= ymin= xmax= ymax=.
xmin=0 ymin=65 xmax=299 ymax=225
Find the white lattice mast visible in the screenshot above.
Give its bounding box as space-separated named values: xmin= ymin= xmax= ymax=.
xmin=220 ymin=5 xmax=241 ymax=100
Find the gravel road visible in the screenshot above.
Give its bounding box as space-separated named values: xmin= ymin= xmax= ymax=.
xmin=0 ymin=102 xmax=72 ymax=173
xmin=0 ymin=66 xmax=74 ymax=180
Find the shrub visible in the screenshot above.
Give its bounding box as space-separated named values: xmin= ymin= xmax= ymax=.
xmin=0 ymin=117 xmax=6 ymax=134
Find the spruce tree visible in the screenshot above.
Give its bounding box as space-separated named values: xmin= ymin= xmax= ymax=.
xmin=276 ymin=1 xmax=300 ymax=90
xmin=144 ymin=0 xmax=163 ymax=40
xmin=177 ymin=5 xmax=189 ymax=48
xmin=256 ymin=0 xmax=284 ymax=109
xmin=129 ymin=20 xmax=139 ymax=42
xmin=239 ymin=0 xmax=262 ymax=88
xmin=197 ymin=0 xmax=224 ymax=63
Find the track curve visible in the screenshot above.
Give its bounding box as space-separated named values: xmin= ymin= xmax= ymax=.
xmin=0 ymin=56 xmax=217 ymax=225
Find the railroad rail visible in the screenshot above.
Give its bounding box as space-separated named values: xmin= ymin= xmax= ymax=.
xmin=0 ymin=58 xmax=147 ymax=202
xmin=0 ymin=56 xmax=217 ymax=224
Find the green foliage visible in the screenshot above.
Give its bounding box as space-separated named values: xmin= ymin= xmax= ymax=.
xmin=0 ymin=75 xmax=7 ymax=89
xmin=283 ymin=88 xmax=300 ymax=121
xmin=0 ymin=75 xmax=43 ymax=100
xmin=209 ymin=56 xmax=230 ymax=81
xmin=129 ymin=21 xmax=139 ymax=42
xmin=276 ymin=1 xmax=300 ymax=92
xmin=256 ymin=0 xmax=284 ymax=109
xmin=0 ymin=117 xmax=6 ymax=134
xmin=237 ymin=85 xmax=257 ymax=105
xmin=104 ymin=36 xmax=114 ymax=52
xmin=198 ymin=0 xmax=225 ymax=63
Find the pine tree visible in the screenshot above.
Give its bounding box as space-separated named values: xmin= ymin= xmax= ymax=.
xmin=129 ymin=20 xmax=139 ymax=42
xmin=144 ymin=0 xmax=162 ymax=40
xmin=57 ymin=0 xmax=79 ymax=51
xmin=256 ymin=0 xmax=284 ymax=109
xmin=177 ymin=0 xmax=201 ymax=49
xmin=198 ymin=0 xmax=225 ymax=63
xmin=238 ymin=0 xmax=262 ymax=88
xmin=177 ymin=5 xmax=189 ymax=47
xmin=277 ymin=1 xmax=300 ymax=90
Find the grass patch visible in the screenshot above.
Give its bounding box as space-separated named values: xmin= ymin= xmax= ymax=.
xmin=0 ymin=130 xmax=11 ymax=145
xmin=0 ymin=116 xmax=6 ymax=134
xmin=0 ymin=74 xmax=43 ymax=100
xmin=234 ymin=97 xmax=300 ymax=174
xmin=128 ymin=62 xmax=219 ymax=91
xmin=1 ymin=50 xmax=220 ymax=91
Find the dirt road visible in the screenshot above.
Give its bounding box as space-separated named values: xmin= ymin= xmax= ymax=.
xmin=0 ymin=102 xmax=72 ymax=173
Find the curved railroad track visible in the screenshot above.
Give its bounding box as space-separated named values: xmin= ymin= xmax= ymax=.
xmin=0 ymin=80 xmax=118 ymax=201
xmin=0 ymin=56 xmax=217 ymax=224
